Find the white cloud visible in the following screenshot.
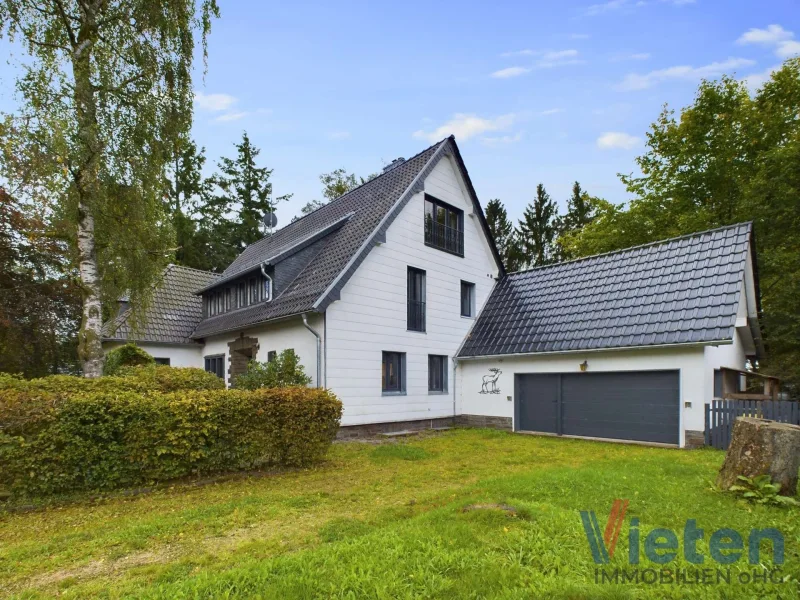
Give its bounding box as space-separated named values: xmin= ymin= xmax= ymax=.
xmin=737 ymin=24 xmax=800 ymax=59
xmin=616 ymin=58 xmax=756 ymax=91
xmin=328 ymin=131 xmax=351 ymax=140
xmin=776 ymin=40 xmax=800 ymax=58
xmin=535 ymin=49 xmax=583 ymax=69
xmin=194 ymin=91 xmax=237 ymax=112
xmin=214 ymin=111 xmax=248 ymax=122
xmin=500 ymin=49 xmax=535 ymax=57
xmin=585 ymin=0 xmax=628 ymax=16
xmin=491 ymin=66 xmax=531 ymax=79
xmin=742 ymin=65 xmax=780 ymax=92
xmin=481 ymin=132 xmax=523 ymax=146
xmin=737 ymin=24 xmax=793 ymax=46
xmin=597 ymin=132 xmax=641 ymax=150
xmin=493 ymin=49 xmax=583 ymax=77
xmin=413 ymin=113 xmax=516 ymax=143
xmin=538 ymin=108 xmax=564 ymax=116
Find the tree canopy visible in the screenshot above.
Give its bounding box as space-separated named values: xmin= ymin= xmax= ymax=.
xmin=0 ymin=0 xmax=219 ymax=376
xmin=565 ymin=58 xmax=800 ymax=388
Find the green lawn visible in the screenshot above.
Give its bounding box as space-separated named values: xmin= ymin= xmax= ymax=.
xmin=0 ymin=429 xmax=797 ymax=599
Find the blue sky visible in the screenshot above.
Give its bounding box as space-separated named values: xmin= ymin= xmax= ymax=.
xmin=2 ymin=1 xmax=798 ymax=224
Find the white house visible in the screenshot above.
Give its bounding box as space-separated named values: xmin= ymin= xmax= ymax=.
xmin=102 ymin=136 xmax=762 ymax=447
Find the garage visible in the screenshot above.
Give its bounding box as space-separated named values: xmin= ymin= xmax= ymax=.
xmin=514 ymin=370 xmax=680 ymax=445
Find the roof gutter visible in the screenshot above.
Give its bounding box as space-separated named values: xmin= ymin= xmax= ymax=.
xmin=455 ymin=338 xmax=734 ymax=362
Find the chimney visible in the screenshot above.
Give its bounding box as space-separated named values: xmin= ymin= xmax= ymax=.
xmin=382 ymin=157 xmax=405 ymax=173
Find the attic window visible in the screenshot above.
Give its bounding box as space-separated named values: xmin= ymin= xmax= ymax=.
xmin=424 ymin=195 xmax=464 ymax=257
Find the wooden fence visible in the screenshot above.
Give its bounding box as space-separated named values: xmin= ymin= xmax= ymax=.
xmin=705 ymin=399 xmax=800 ymax=450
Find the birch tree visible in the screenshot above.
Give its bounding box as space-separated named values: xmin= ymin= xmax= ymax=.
xmin=0 ymin=0 xmax=219 ymax=376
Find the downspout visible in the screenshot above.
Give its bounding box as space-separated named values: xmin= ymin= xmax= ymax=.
xmin=301 ymin=313 xmax=322 ymax=388
xmin=452 ymin=357 xmax=458 ymax=425
xmin=260 ymin=263 xmax=273 ymax=301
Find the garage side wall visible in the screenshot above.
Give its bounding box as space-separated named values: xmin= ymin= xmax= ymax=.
xmin=457 ymin=346 xmax=707 ymax=448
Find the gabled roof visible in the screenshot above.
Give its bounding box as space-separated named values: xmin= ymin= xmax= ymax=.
xmin=459 ymin=222 xmax=754 ymax=358
xmin=102 ymin=265 xmax=220 ymax=345
xmin=190 ymin=136 xmax=504 ymax=339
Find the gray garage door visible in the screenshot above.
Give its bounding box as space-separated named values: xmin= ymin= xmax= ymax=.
xmin=515 ymin=371 xmax=679 ymax=445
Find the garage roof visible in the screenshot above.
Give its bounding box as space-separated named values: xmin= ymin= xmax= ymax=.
xmin=458 ymin=222 xmax=754 ymax=358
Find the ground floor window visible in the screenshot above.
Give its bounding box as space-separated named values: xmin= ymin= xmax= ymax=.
xmin=428 ymin=355 xmax=448 ymax=392
xmin=204 ymin=354 xmax=225 ymax=380
xmin=382 ymin=351 xmax=406 ymax=394
xmin=154 ymin=357 xmax=170 ymax=366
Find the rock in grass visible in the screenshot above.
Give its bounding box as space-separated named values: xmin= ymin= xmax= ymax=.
xmin=717 ymin=417 xmax=800 ymax=496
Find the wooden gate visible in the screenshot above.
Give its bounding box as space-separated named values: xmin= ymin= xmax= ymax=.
xmin=705 ymin=400 xmax=800 ymax=450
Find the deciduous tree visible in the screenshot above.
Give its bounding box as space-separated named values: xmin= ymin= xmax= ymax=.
xmin=567 ymin=59 xmax=800 ymax=388
xmin=0 ymin=0 xmax=219 ymax=376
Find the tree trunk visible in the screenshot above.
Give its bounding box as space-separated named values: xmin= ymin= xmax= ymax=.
xmin=717 ymin=417 xmax=800 ymax=496
xmin=77 ymin=202 xmax=104 ymax=377
xmin=73 ymin=9 xmax=104 ymax=378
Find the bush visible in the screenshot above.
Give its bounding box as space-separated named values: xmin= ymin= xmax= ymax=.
xmin=118 ymin=365 xmax=225 ymax=392
xmin=0 ymin=365 xmax=223 ymax=395
xmin=0 ymin=386 xmax=342 ymax=497
xmin=103 ymin=343 xmax=155 ymax=375
xmin=234 ymin=349 xmax=312 ymax=389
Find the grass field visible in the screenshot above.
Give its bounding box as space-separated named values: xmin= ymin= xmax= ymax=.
xmin=1 ymin=429 xmax=797 ymax=599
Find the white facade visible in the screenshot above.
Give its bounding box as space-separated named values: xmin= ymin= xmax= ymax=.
xmin=325 ymin=155 xmax=500 ymax=426
xmin=103 ymin=341 xmax=203 ymax=368
xmin=102 ymin=151 xmax=760 ymax=449
xmin=200 ymin=314 xmax=324 ymax=387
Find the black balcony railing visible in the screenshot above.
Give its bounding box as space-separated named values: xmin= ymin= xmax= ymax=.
xmin=424 ymin=220 xmax=464 ymax=256
xmin=407 ymin=300 xmax=426 ymax=332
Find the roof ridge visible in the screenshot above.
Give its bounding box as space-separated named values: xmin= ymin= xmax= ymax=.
xmin=507 ymin=221 xmax=753 ymax=277
xmin=167 ymin=263 xmax=222 ymax=277
xmin=247 ymin=137 xmax=450 ymax=236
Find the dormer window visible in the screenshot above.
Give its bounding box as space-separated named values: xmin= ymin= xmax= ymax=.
xmin=424 ymin=195 xmax=464 ymax=257
xmin=203 ymin=272 xmax=271 ymax=318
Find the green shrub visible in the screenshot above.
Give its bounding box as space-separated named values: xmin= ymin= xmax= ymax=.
xmin=234 ymin=349 xmax=312 ymax=389
xmin=729 ymin=475 xmax=800 ymax=507
xmin=0 ymin=386 xmax=342 ymax=497
xmin=103 ymin=343 xmax=155 ymax=375
xmin=0 ymin=365 xmax=223 ymax=395
xmin=118 ymin=365 xmax=225 ymax=392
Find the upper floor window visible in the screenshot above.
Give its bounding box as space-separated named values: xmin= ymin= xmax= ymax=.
xmin=424 ymin=195 xmax=464 ymax=257
xmin=407 ymin=267 xmax=426 ymax=332
xmin=461 ymin=281 xmax=475 ymax=317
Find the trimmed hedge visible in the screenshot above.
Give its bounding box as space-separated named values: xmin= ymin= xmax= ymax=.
xmin=0 ymin=365 xmax=224 ymax=395
xmin=103 ymin=343 xmax=155 ymax=375
xmin=0 ymin=386 xmax=342 ymax=497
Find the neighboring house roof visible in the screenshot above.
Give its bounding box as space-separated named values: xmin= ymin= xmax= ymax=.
xmin=102 ymin=265 xmax=221 ymax=345
xmin=458 ymin=222 xmax=755 ymax=358
xmin=190 ymin=135 xmax=505 ymax=339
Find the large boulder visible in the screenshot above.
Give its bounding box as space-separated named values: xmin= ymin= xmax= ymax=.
xmin=717 ymin=417 xmax=800 ymax=496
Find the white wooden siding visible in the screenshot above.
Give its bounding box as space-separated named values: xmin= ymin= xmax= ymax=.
xmin=325 ymin=154 xmax=500 ymax=426
xmin=201 ymin=314 xmax=324 ymax=387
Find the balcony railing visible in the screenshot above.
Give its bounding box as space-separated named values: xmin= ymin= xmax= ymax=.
xmin=407 ymin=300 xmax=426 ymax=332
xmin=424 ymin=220 xmax=464 ymax=256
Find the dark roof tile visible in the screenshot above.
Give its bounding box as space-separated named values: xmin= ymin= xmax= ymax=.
xmin=458 ymin=222 xmax=752 ymax=358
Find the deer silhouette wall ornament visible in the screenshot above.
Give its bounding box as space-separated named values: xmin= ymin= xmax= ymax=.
xmin=480 ymin=368 xmax=502 ymax=394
